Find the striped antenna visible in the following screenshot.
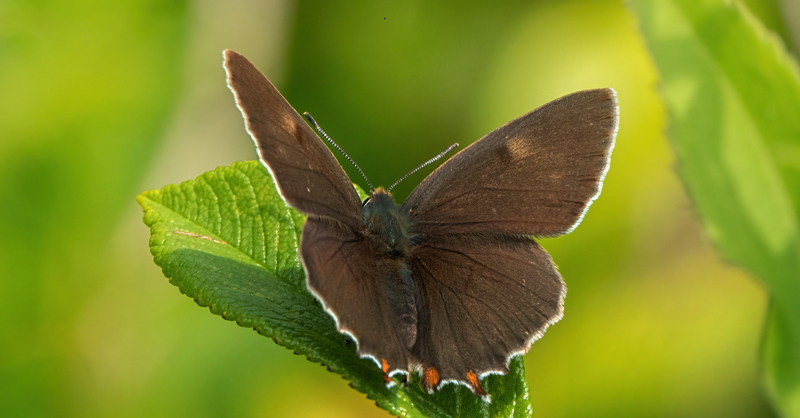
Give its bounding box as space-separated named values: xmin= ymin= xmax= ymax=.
xmin=304 ymin=113 xmax=375 ymax=193
xmin=388 ymin=143 xmax=458 ymax=192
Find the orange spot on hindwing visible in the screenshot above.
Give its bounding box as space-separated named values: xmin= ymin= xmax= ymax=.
xmin=467 ymin=371 xmax=487 ymax=397
xmin=422 ymin=367 xmax=440 ymax=392
xmin=381 ymin=359 xmax=392 ymax=385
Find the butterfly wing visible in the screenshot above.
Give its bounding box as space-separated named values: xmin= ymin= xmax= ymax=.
xmin=402 ymin=89 xmax=616 ymax=397
xmin=403 ymin=88 xmax=618 ymax=237
xmin=408 ymin=233 xmax=564 ymax=397
xmin=226 ymin=50 xmax=415 ymax=379
xmin=300 ymin=216 xmax=413 ymax=379
xmin=224 ymin=50 xmax=362 ymax=229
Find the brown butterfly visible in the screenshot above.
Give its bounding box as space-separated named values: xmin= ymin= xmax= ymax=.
xmin=223 ymin=49 xmax=618 ymax=401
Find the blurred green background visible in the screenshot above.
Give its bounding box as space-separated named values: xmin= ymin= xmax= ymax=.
xmin=2 ymin=0 xmax=798 ymax=416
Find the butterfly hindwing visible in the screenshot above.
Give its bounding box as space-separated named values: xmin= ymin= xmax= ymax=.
xmin=224 ymin=50 xmax=363 ymax=229
xmin=408 ymin=232 xmax=565 ymax=397
xmin=403 ymin=88 xmax=618 ymax=237
xmin=300 ymin=216 xmax=413 ymax=380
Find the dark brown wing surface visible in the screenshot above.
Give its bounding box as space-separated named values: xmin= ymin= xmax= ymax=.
xmin=403 ymin=88 xmax=618 ymax=237
xmin=300 ymin=216 xmax=413 ymax=379
xmin=224 ymin=50 xmax=362 ymax=229
xmin=408 ymin=233 xmax=565 ymax=397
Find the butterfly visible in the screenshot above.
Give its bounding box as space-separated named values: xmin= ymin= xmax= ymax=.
xmin=223 ymin=49 xmax=618 ymax=400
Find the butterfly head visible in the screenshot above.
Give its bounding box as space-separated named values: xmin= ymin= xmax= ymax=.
xmin=362 ymin=188 xmax=418 ymax=257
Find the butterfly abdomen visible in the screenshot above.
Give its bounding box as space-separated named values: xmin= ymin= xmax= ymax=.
xmin=378 ymin=261 xmax=418 ymax=349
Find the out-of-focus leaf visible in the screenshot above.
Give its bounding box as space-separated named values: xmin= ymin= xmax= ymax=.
xmin=628 ymin=0 xmax=800 ymax=415
xmin=0 ymin=0 xmax=187 ymax=416
xmin=138 ymin=160 xmax=532 ymax=418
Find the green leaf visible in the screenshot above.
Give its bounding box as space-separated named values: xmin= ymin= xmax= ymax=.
xmin=138 ymin=160 xmax=532 ymax=418
xmin=0 ymin=0 xmax=188 ymax=415
xmin=628 ymin=0 xmax=800 ymax=416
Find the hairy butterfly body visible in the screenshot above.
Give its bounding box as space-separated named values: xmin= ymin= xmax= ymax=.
xmin=223 ymin=49 xmax=618 ymax=400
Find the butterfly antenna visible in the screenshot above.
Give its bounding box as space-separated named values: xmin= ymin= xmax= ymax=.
xmin=388 ymin=143 xmax=458 ymax=192
xmin=304 ymin=112 xmax=375 ymax=193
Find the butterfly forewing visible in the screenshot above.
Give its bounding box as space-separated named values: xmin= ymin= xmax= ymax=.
xmin=403 ymin=88 xmax=618 ymax=237
xmin=224 ymin=50 xmax=363 ymax=229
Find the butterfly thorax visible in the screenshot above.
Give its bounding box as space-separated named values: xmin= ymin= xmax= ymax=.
xmin=362 ymin=188 xmax=418 ymax=259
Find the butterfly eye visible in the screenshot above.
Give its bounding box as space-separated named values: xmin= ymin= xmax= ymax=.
xmin=362 ymin=197 xmax=371 ymax=207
